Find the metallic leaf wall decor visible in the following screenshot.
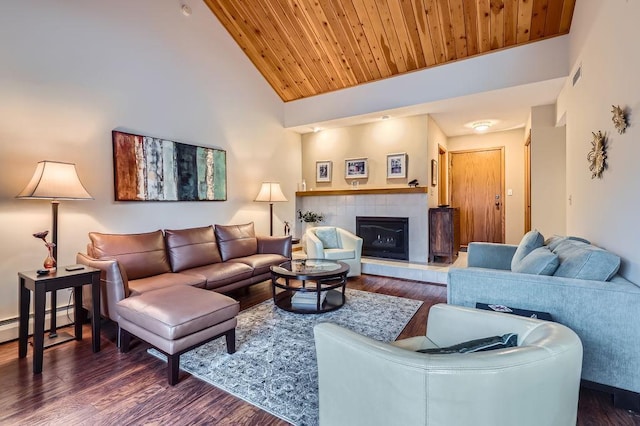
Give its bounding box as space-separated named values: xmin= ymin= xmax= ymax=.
xmin=112 ymin=130 xmax=227 ymax=201
xmin=587 ymin=131 xmax=607 ymax=179
xmin=611 ymin=105 xmax=628 ymax=134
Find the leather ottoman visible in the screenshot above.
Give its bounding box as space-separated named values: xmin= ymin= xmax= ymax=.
xmin=116 ymin=285 xmax=239 ymax=385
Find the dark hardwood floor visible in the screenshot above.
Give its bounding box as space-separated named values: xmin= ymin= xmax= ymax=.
xmin=1 ymin=276 xmax=638 ymax=425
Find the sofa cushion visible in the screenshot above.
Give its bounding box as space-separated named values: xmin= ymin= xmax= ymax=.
xmin=89 ymin=230 xmax=171 ymax=280
xmin=116 ymin=286 xmax=239 ymax=341
xmin=324 ymin=249 xmax=355 ymax=260
xmin=215 ymin=223 xmax=258 ymax=261
xmin=180 ymin=261 xmax=254 ymax=290
xmin=228 ymin=253 xmax=289 ymax=276
xmin=552 ymin=240 xmax=621 ymax=281
xmin=512 ymin=247 xmax=560 ymax=276
xmin=314 ymin=227 xmax=340 ymax=249
xmin=165 ymin=226 xmax=222 ymax=272
xmin=127 ymin=272 xmax=207 ymax=296
xmin=511 ymin=230 xmax=544 ymax=271
xmin=545 ymin=235 xmax=591 ymax=251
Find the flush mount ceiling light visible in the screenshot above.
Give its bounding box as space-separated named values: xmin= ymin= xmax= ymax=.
xmin=463 ymin=119 xmax=498 ymax=133
xmin=181 ymin=3 xmax=192 ymax=16
xmin=472 ymin=121 xmax=492 ymax=132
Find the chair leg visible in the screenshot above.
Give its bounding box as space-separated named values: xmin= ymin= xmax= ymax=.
xmin=226 ymin=328 xmax=236 ymax=354
xmin=119 ymin=328 xmax=131 ymax=353
xmin=168 ymin=354 xmax=180 ymax=386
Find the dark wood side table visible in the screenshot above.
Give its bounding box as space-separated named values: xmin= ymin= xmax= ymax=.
xmin=18 ymin=266 xmax=101 ymax=374
xmin=428 ymin=207 xmax=461 ymax=263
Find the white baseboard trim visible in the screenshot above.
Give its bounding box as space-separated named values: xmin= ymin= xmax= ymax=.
xmin=0 ymin=308 xmax=75 ymax=344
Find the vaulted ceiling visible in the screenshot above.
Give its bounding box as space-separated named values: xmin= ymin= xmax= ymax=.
xmin=204 ymin=0 xmax=576 ymax=102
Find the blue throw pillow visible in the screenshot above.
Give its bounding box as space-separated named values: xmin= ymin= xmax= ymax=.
xmin=552 ymin=240 xmax=620 ymax=281
xmin=512 ymin=246 xmax=560 ymax=276
xmin=545 ymin=235 xmax=591 ymax=251
xmin=511 ymin=230 xmax=544 ymax=271
xmin=417 ymin=333 xmax=518 ymax=354
xmin=314 ymin=228 xmax=340 ymax=249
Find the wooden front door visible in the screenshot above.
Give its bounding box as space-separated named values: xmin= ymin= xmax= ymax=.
xmin=450 ymin=147 xmax=504 ymax=245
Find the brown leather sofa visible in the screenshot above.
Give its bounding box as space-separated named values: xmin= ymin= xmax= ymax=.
xmin=77 ymin=222 xmax=291 ymax=320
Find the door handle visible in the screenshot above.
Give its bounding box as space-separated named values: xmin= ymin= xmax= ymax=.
xmin=495 ymin=194 xmax=500 ymax=208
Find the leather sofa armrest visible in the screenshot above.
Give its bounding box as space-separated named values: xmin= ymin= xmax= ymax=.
xmin=76 ymin=252 xmax=130 ymax=321
xmin=257 ymin=235 xmax=292 ymax=258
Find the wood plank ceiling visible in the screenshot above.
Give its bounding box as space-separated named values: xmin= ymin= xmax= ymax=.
xmin=203 ymin=0 xmax=576 ymax=102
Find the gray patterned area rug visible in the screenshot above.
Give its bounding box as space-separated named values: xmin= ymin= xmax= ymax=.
xmin=149 ymin=288 xmax=422 ymax=425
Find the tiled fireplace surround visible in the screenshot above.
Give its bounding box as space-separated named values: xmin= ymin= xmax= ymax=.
xmin=296 ymin=188 xmax=453 ymax=283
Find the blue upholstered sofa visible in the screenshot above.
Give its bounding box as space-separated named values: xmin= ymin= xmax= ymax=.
xmin=448 ymin=232 xmax=640 ymax=410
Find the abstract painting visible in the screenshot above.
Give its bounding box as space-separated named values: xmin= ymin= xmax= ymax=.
xmin=112 ymin=130 xmax=227 ymax=201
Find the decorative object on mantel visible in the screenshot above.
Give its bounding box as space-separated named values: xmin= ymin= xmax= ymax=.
xmin=386 ymin=152 xmax=407 ymax=178
xmin=431 ymin=159 xmax=438 ymax=186
xmin=254 ymin=182 xmax=288 ymax=236
xmin=33 ymin=231 xmax=56 ymax=272
xmin=112 ymin=130 xmax=226 ymax=201
xmin=345 ymin=157 xmax=368 ymax=178
xmin=611 ymin=105 xmax=628 ymax=134
xmin=316 ymin=160 xmax=332 ymax=182
xmin=283 ymin=221 xmax=291 ymax=236
xmin=587 ymin=131 xmax=607 ymax=179
xmin=408 ymin=179 xmax=419 ymax=187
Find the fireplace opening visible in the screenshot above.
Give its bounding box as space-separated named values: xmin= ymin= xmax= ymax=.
xmin=356 ymin=216 xmax=409 ymax=261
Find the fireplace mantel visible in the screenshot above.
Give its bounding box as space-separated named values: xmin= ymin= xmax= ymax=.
xmin=296 ymin=187 xmax=427 ymax=197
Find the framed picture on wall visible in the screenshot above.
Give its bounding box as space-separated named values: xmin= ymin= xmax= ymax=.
xmin=316 ymin=160 xmax=332 ymax=182
xmin=345 ymin=158 xmax=368 ymax=178
xmin=386 ymin=152 xmax=407 ymax=178
xmin=431 ymin=159 xmax=438 ymax=186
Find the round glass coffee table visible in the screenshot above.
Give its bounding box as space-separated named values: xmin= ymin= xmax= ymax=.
xmin=270 ymin=259 xmax=350 ymax=313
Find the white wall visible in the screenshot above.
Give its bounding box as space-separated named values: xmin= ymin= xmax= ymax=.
xmin=301 ymin=115 xmax=429 ymax=190
xmin=530 ymin=105 xmax=566 ymax=238
xmin=447 ymin=129 xmax=526 ymax=244
xmin=0 ymin=1 xmax=300 ymax=335
xmin=558 ymin=0 xmax=640 ymax=282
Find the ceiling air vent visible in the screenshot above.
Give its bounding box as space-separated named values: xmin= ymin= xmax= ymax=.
xmin=572 ymin=65 xmax=582 ymax=87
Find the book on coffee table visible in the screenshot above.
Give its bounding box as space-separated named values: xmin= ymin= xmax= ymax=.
xmin=292 ymin=291 xmax=327 ymax=307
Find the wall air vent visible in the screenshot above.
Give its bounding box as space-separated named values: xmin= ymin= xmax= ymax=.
xmin=572 ymin=64 xmax=582 ymax=87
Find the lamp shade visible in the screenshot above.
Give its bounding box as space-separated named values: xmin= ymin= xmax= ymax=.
xmin=254 ymin=182 xmax=287 ymax=203
xmin=16 ymin=161 xmax=93 ymax=200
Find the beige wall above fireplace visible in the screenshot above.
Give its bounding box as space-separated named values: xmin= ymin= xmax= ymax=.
xmin=301 ymin=115 xmax=431 ymax=191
